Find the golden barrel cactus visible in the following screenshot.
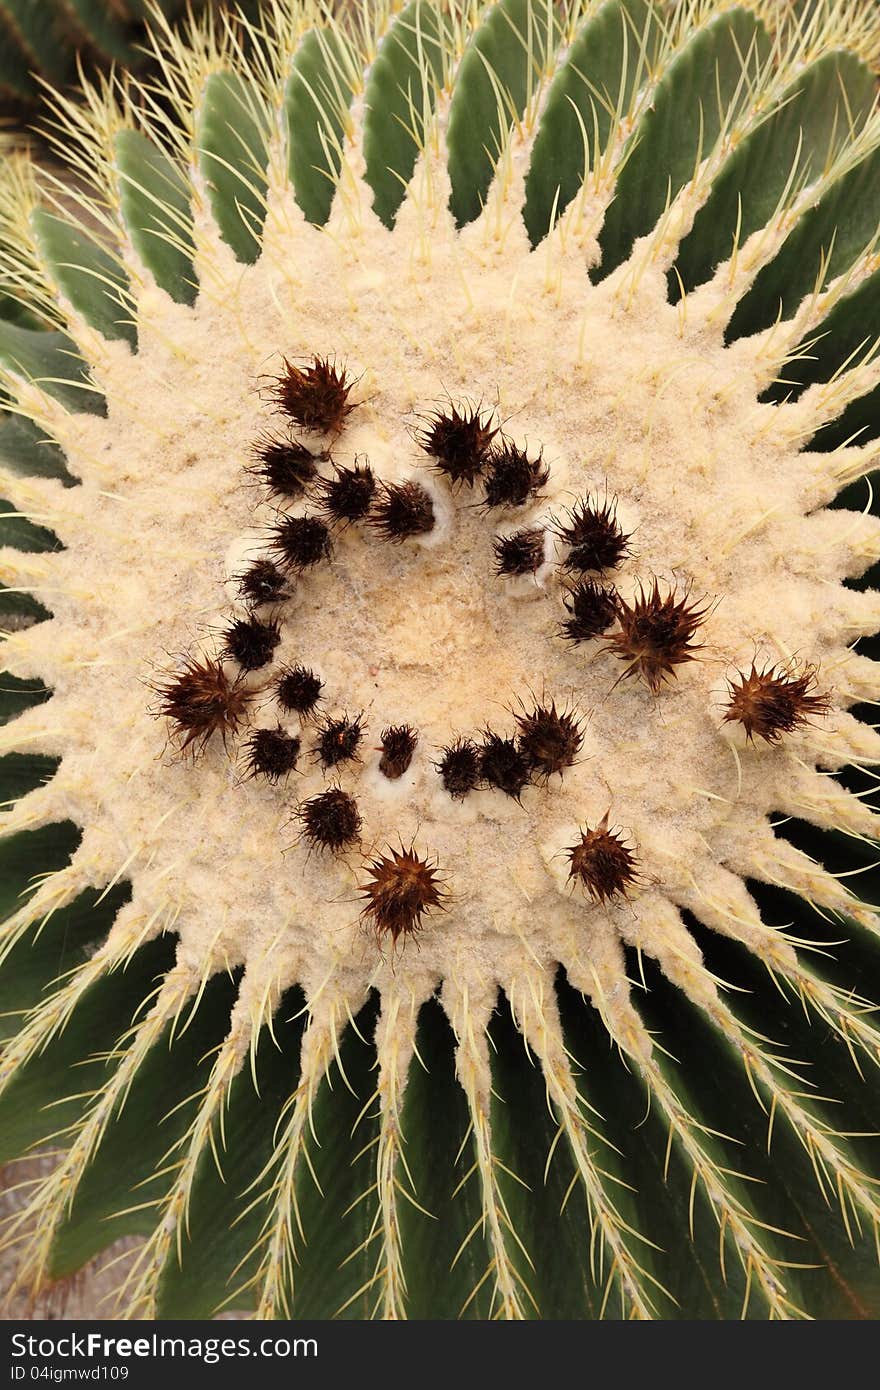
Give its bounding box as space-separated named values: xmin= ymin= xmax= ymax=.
xmin=1 ymin=0 xmax=880 ymax=1320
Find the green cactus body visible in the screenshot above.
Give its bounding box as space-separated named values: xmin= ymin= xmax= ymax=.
xmin=2 ymin=0 xmax=880 ymax=1320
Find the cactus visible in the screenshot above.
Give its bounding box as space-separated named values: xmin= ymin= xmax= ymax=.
xmin=2 ymin=0 xmax=880 ymax=1320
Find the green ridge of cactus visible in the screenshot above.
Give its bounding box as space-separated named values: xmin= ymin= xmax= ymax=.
xmin=1 ymin=0 xmax=880 ymax=1321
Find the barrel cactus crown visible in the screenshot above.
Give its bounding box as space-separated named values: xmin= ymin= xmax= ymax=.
xmin=2 ymin=0 xmax=880 ymax=1320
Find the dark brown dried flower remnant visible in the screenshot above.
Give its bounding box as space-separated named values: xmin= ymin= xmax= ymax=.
xmin=560 ymin=581 xmax=618 ymax=644
xmin=434 ymin=738 xmax=481 ymax=799
xmin=297 ymin=787 xmax=362 ymax=851
xmin=154 ymin=654 xmax=252 ymax=755
xmin=243 ymin=726 xmax=300 ymax=783
xmin=482 ymin=439 xmax=549 ymax=508
xmin=416 ymin=402 xmax=497 ymax=486
xmin=554 ymin=496 xmax=630 ymax=573
xmin=275 ymin=664 xmax=323 ymax=717
xmin=493 ymin=527 xmax=546 ymax=577
xmin=315 ymin=460 xmax=376 ymax=526
xmin=566 ymin=814 xmax=638 ymax=904
xmin=236 ymin=559 xmax=291 ymax=607
xmin=606 ymin=580 xmax=709 ymax=692
xmin=359 ymin=845 xmax=446 ymax=945
xmin=369 ymin=479 xmax=435 ymax=541
xmin=270 ymin=355 xmax=357 ymax=434
xmin=269 ymin=514 xmax=332 ymax=571
xmin=379 ymin=725 xmax=418 ymax=779
xmin=723 ymin=661 xmax=831 ymax=743
xmin=515 ymin=698 xmax=585 ymax=779
xmin=479 ymin=730 xmax=531 ymax=801
xmin=314 ymin=712 xmax=365 ymax=768
xmin=222 ymin=616 xmax=281 ymax=671
xmin=248 ymin=434 xmax=318 ymax=499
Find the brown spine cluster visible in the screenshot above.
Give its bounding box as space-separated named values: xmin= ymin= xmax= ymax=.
xmin=554 ymin=496 xmax=630 ymax=573
xmin=248 ymin=434 xmax=319 ymax=499
xmin=222 ymin=616 xmax=281 ymax=671
xmin=434 ymin=738 xmax=481 ymax=799
xmin=416 ymin=402 xmax=497 ymax=486
xmin=478 ymin=730 xmax=531 ymax=801
xmin=236 ymin=559 xmax=291 ymax=607
xmin=560 ymin=580 xmax=618 ymax=644
xmin=243 ymin=726 xmax=300 ymax=783
xmin=379 ymin=725 xmax=418 ymax=779
xmin=297 ymin=787 xmax=362 ymax=851
xmin=566 ymin=815 xmax=638 ymax=904
xmin=315 ymin=460 xmax=376 ymax=526
xmin=482 ymin=439 xmax=549 ymax=508
xmin=369 ymin=480 xmax=435 ymax=541
xmin=269 ymin=514 xmax=332 ymax=571
xmin=275 ymin=664 xmax=323 ymax=717
xmin=605 ymin=580 xmax=709 ymax=692
xmin=723 ymin=661 xmax=830 ymax=742
xmin=153 ymin=655 xmax=252 ymax=755
xmin=493 ymin=527 xmax=546 ymax=577
xmin=269 ymin=355 xmax=358 ymax=434
xmin=359 ymin=845 xmax=446 ymax=944
xmin=515 ymin=698 xmax=585 ymax=780
xmin=314 ymin=712 xmax=366 ymax=768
